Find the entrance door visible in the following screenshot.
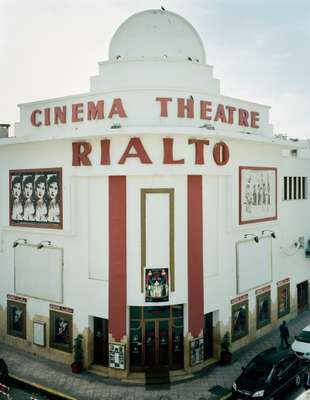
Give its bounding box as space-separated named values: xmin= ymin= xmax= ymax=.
xmin=145 ymin=320 xmax=169 ymax=369
xmin=297 ymin=281 xmax=309 ymax=313
xmin=129 ymin=305 xmax=183 ymax=371
xmin=93 ymin=317 xmax=109 ymax=366
xmin=203 ymin=312 xmax=213 ymax=360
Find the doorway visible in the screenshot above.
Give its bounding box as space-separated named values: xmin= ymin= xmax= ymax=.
xmin=297 ymin=281 xmax=309 ymax=314
xmin=204 ymin=312 xmax=213 ymax=360
xmin=130 ymin=305 xmax=183 ymax=372
xmin=93 ymin=317 xmax=109 ymax=366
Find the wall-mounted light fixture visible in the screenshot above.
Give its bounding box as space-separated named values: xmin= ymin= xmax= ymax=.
xmin=262 ymin=230 xmax=276 ymax=239
xmin=244 ymin=234 xmax=259 ymax=243
xmin=37 ymin=241 xmax=52 ymax=250
xmin=12 ymin=238 xmax=28 ymax=248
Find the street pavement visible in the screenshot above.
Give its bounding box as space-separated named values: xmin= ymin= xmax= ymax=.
xmin=1 ymin=310 xmax=310 ymax=400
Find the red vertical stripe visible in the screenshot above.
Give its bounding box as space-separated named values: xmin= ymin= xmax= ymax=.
xmin=109 ymin=176 xmax=126 ymax=341
xmin=188 ymin=175 xmax=204 ymax=337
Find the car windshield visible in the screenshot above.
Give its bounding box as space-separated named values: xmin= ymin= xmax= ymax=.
xmin=243 ymin=360 xmax=272 ymax=380
xmin=296 ymin=331 xmax=310 ymax=343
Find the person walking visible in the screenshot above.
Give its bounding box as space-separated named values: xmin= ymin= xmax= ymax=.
xmin=304 ymin=368 xmax=310 ymax=391
xmin=280 ymin=320 xmax=290 ymax=348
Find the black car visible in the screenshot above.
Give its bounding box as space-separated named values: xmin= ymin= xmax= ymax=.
xmin=232 ymin=347 xmax=307 ymax=399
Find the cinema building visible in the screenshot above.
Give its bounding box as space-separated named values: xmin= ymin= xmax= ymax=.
xmin=0 ymin=9 xmax=309 ymax=381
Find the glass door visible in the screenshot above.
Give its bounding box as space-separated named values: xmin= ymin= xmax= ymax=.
xmin=145 ymin=321 xmax=156 ymax=368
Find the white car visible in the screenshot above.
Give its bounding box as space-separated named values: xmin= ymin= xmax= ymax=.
xmin=292 ymin=324 xmax=310 ymax=359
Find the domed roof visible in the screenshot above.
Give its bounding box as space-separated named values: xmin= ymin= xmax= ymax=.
xmin=109 ymin=9 xmax=206 ymax=63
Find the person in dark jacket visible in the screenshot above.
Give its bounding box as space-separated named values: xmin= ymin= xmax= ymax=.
xmin=280 ymin=320 xmax=290 ymax=348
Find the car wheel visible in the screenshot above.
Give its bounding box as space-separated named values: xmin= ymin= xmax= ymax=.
xmin=295 ymin=373 xmax=301 ymax=387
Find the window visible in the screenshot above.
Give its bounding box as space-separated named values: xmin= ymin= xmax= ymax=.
xmin=232 ymin=300 xmax=248 ymax=342
xmin=7 ymin=300 xmax=26 ymax=339
xmin=283 ymin=176 xmax=307 ymax=200
xmin=278 ymin=284 xmax=290 ymax=318
xmin=49 ymin=310 xmax=73 ymax=353
xmin=256 ymin=292 xmax=271 ymax=329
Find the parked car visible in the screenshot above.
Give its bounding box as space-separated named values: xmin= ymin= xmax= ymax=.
xmin=232 ymin=347 xmax=305 ymax=399
xmin=292 ymin=325 xmax=310 ymax=360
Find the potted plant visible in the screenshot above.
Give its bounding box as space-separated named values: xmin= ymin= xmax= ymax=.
xmin=71 ymin=334 xmax=84 ymax=373
xmin=220 ymin=331 xmax=232 ymax=365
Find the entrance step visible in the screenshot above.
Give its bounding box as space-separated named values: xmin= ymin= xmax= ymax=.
xmin=88 ymin=364 xmax=109 ymax=378
xmin=145 ymin=368 xmax=170 ymax=388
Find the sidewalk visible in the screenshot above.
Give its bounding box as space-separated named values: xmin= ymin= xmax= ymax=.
xmin=1 ymin=311 xmax=310 ymax=400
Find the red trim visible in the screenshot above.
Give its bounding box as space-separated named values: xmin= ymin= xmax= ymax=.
xmin=109 ymin=176 xmax=127 ymax=341
xmin=187 ymin=175 xmax=204 ymax=337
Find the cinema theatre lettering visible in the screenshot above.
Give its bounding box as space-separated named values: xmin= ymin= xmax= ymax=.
xmin=71 ymin=138 xmax=230 ymax=167
xmin=30 ymin=97 xmax=260 ymax=129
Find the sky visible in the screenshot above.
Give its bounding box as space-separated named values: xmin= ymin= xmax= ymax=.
xmin=1 ymin=0 xmax=309 ymax=138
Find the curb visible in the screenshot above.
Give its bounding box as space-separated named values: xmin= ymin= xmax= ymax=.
xmin=9 ymin=373 xmax=77 ymax=400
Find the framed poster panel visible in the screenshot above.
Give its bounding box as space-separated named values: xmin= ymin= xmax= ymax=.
xmin=109 ymin=343 xmax=125 ymax=369
xmin=145 ymin=268 xmax=169 ymax=302
xmin=49 ymin=310 xmax=72 ymax=353
xmin=33 ymin=321 xmax=46 ymax=347
xmin=239 ymin=166 xmax=277 ymax=225
xmin=231 ymin=300 xmax=248 ymax=342
xmin=190 ymin=337 xmax=204 ymax=366
xmin=7 ymin=300 xmax=26 ymax=339
xmin=256 ymin=291 xmax=271 ymax=329
xmin=278 ymin=283 xmax=290 ymax=318
xmin=9 ymin=168 xmax=63 ymax=229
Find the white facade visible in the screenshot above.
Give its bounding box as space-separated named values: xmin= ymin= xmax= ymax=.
xmin=0 ymin=9 xmax=309 ymax=378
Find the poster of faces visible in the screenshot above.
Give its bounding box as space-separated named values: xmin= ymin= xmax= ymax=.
xmin=145 ymin=268 xmax=169 ymax=302
xmin=10 ymin=168 xmax=62 ymax=229
xmin=239 ymin=167 xmax=277 ymax=224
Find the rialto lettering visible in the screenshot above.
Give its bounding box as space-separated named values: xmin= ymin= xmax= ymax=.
xmin=30 ymin=97 xmax=260 ymax=129
xmin=72 ymin=138 xmax=230 ymax=166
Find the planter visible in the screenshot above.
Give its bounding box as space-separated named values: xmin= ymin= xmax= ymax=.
xmin=220 ymin=350 xmax=232 ymax=365
xmin=71 ymin=361 xmax=82 ymax=374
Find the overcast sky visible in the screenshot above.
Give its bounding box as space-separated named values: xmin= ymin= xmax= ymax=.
xmin=1 ymin=0 xmax=309 ymax=138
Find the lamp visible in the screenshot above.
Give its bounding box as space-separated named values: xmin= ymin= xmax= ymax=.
xmin=244 ymin=234 xmax=259 ymax=243
xmin=262 ymin=230 xmax=276 ymax=239
xmin=37 ymin=240 xmax=52 ymax=250
xmin=12 ymin=238 xmax=27 ymax=248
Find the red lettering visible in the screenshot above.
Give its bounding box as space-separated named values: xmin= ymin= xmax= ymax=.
xmin=163 ymin=138 xmax=184 ymax=164
xmin=31 ymin=110 xmax=42 ymax=127
xmin=118 ymin=138 xmax=152 ymax=164
xmin=72 ymin=142 xmax=92 ymax=166
xmin=214 ymin=104 xmax=227 ymax=123
xmin=177 ymin=98 xmax=194 ymax=118
xmin=156 ymin=97 xmax=172 ymax=117
xmin=200 ymin=101 xmax=212 ymax=120
xmin=213 ymin=142 xmax=230 ymax=165
xmin=72 ymin=103 xmax=84 ymax=122
xmin=226 ymin=106 xmax=236 ymax=124
xmin=188 ymin=139 xmax=210 ymax=164
xmin=54 ymin=106 xmax=67 ymax=124
xmin=87 ymin=101 xmax=104 ymax=120
xmin=44 ymin=108 xmax=50 ymax=126
xmin=251 ymin=111 xmax=260 ymax=128
xmin=239 ymin=109 xmax=249 ymax=127
xmin=101 ymin=139 xmax=110 ymax=165
xmin=108 ymin=98 xmax=127 ymax=118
